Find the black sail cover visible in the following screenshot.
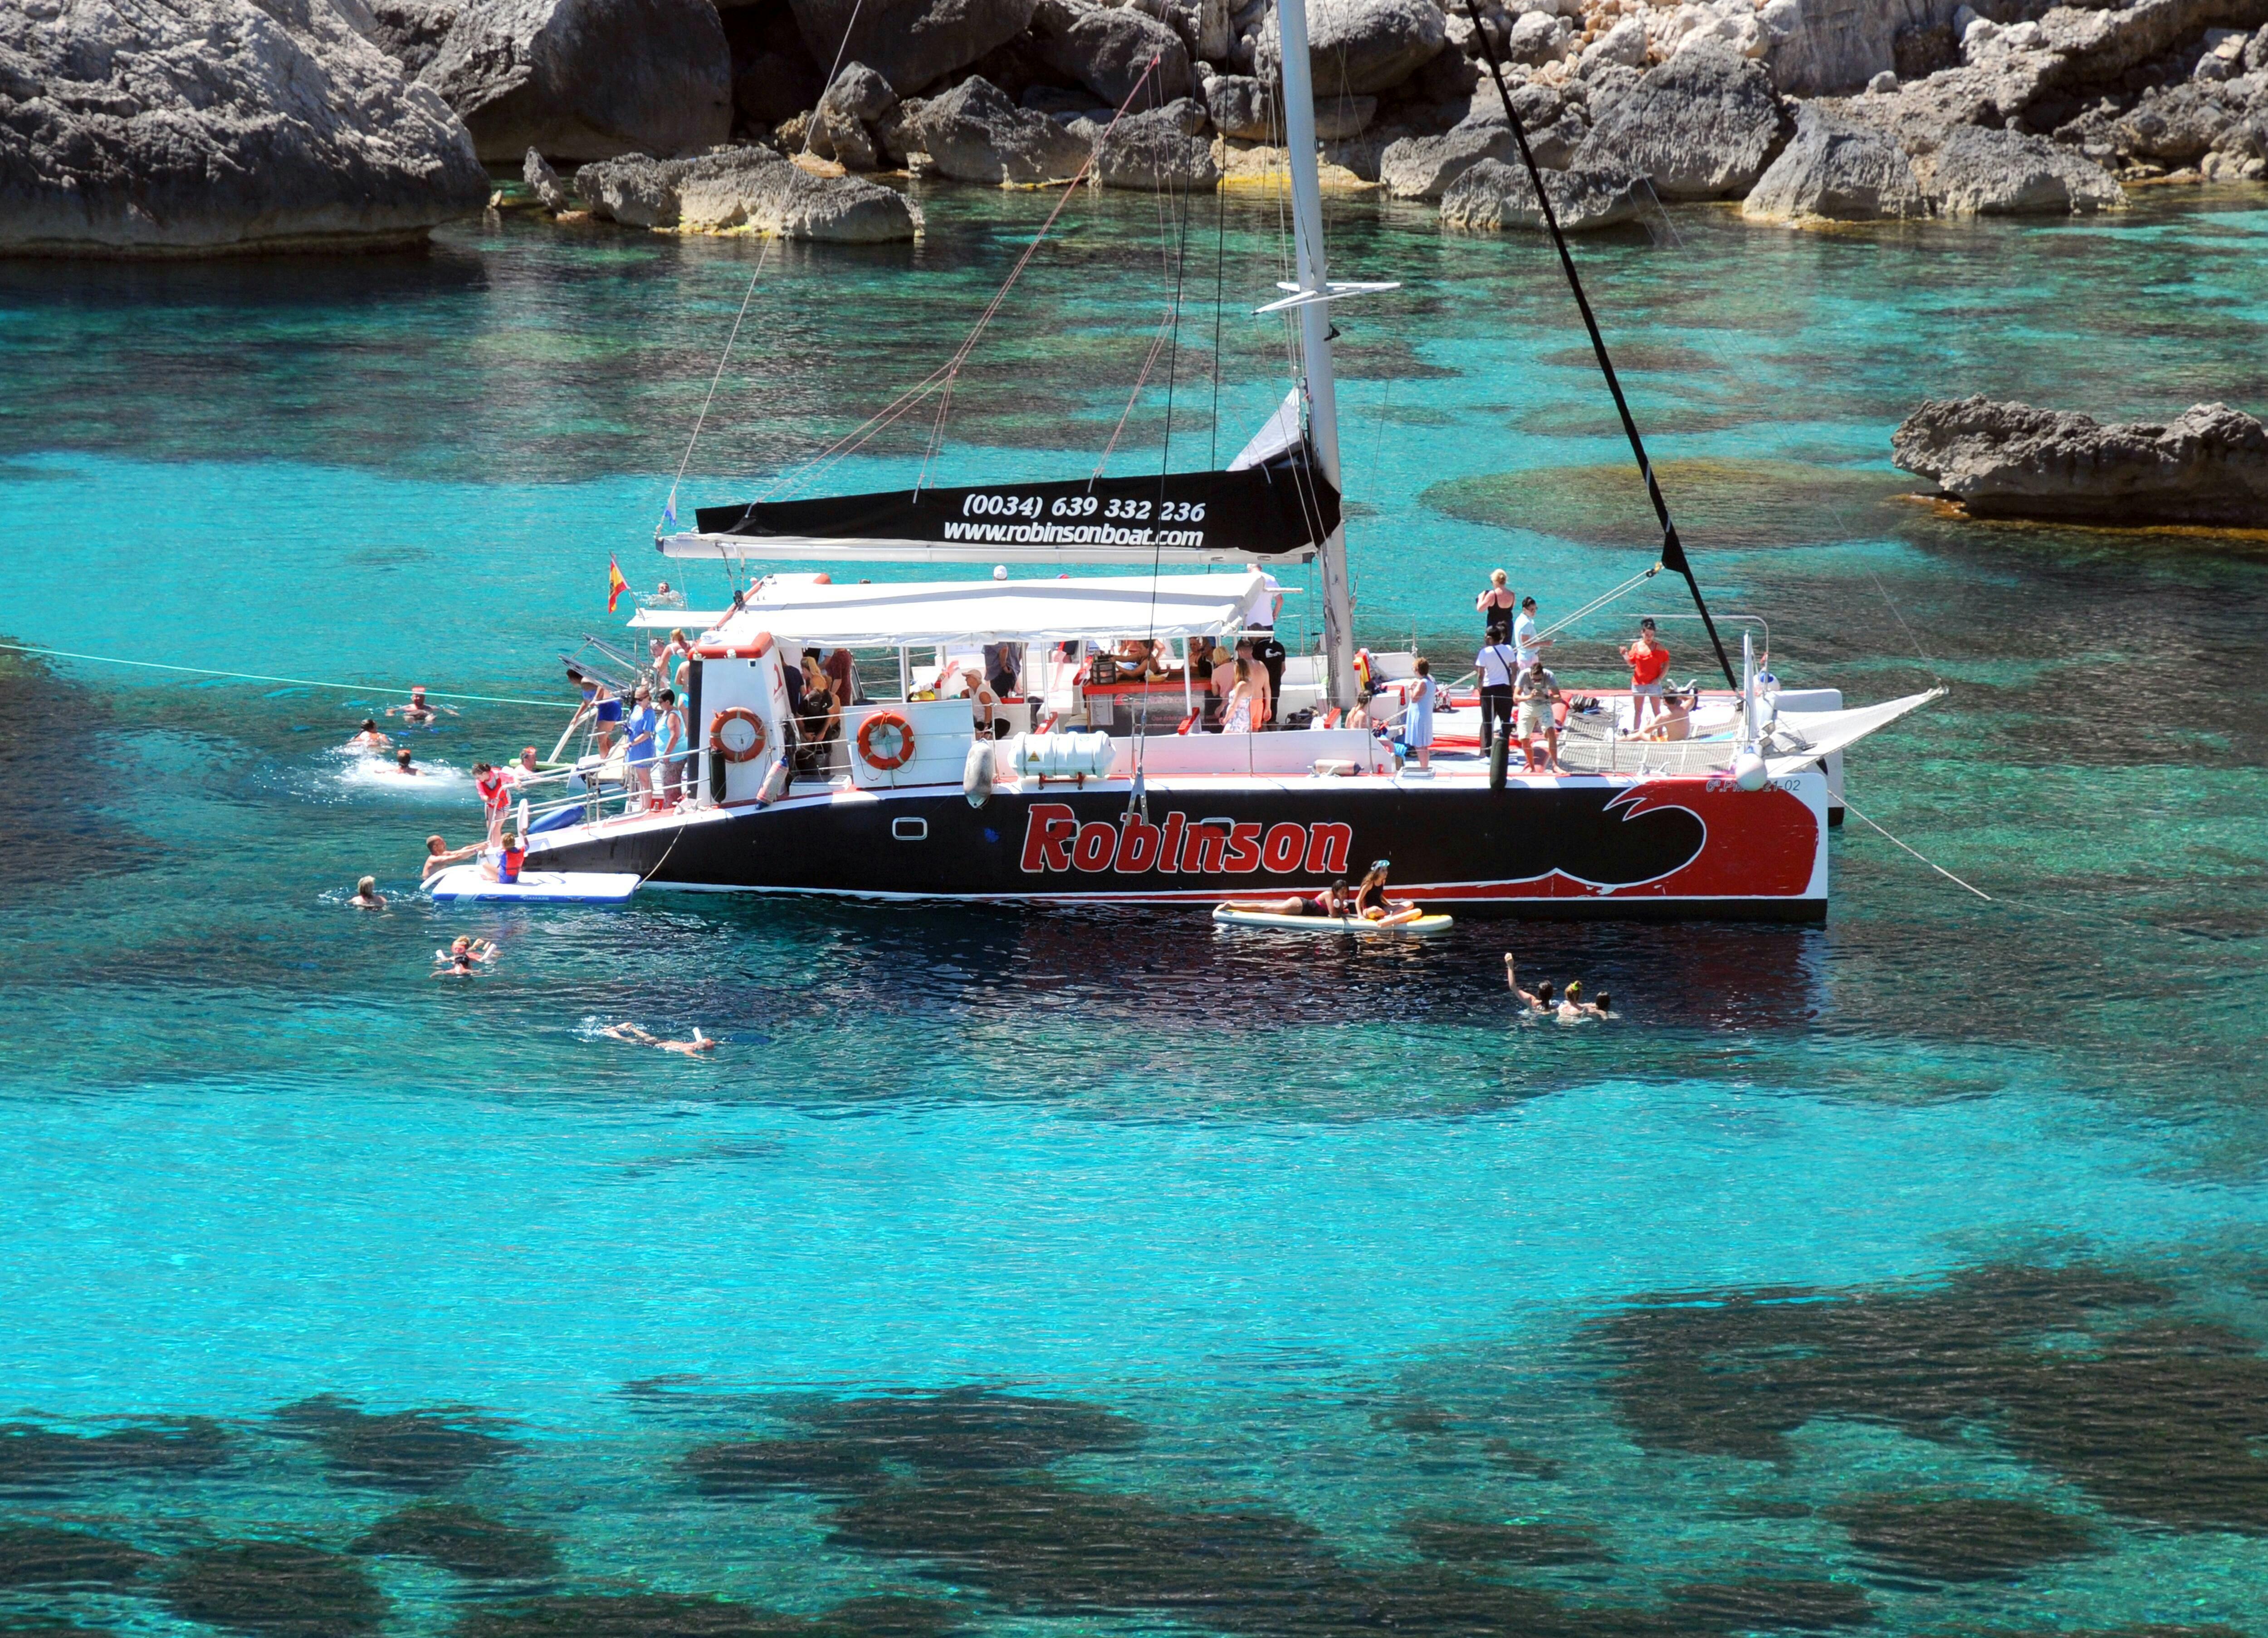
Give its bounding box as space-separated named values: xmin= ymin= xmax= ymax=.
xmin=694 ymin=445 xmax=1340 ymax=558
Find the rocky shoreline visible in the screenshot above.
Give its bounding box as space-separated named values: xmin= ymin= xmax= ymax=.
xmin=1894 ymin=395 xmax=2268 ymax=525
xmin=3 ymin=0 xmax=2266 ymax=254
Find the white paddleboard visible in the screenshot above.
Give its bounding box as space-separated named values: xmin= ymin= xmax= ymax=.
xmin=427 ymin=866 xmax=642 ymax=903
xmin=1211 ymin=905 xmax=1453 ymax=936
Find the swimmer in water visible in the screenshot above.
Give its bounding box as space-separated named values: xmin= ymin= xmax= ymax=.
xmin=435 ymin=935 xmax=499 ymax=966
xmin=393 ymin=747 xmax=424 ymax=777
xmin=433 ymin=950 xmax=475 ymax=978
xmin=348 ymin=719 xmax=391 ymax=751
xmin=386 ymin=685 xmax=459 ymax=726
xmin=421 ymin=834 xmax=484 ymax=878
xmin=348 ymin=875 xmax=386 ymax=909
xmin=1557 ymin=979 xmax=1593 ymax=1022
xmin=1503 ymin=953 xmax=1548 ymax=1012
xmin=600 ymin=1022 xmax=717 ymax=1055
xmin=1580 ymin=988 xmax=1613 ymax=1019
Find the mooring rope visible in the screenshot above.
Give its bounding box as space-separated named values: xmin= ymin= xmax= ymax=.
xmin=0 ymin=642 xmax=576 ymax=710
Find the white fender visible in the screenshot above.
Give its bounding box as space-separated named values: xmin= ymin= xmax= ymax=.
xmin=963 ymin=736 xmax=995 ymax=807
xmin=1731 ymin=749 xmax=1769 ymax=792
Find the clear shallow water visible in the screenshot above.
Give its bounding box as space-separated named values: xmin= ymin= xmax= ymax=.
xmin=2 ymin=187 xmax=2266 ymax=1636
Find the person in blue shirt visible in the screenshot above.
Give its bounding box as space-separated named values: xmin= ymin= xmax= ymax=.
xmin=623 ymin=686 xmax=659 ymax=812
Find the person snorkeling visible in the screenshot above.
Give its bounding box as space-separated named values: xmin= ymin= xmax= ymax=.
xmin=600 ymin=1022 xmax=716 ymax=1056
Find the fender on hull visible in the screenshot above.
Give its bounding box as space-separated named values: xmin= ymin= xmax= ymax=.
xmin=535 ymin=774 xmax=1829 ymax=922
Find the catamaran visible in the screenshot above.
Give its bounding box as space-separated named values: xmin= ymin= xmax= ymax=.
xmin=506 ymin=0 xmax=1935 ymax=921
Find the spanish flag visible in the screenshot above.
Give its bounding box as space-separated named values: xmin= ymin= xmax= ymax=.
xmin=606 ymin=557 xmax=629 ymax=613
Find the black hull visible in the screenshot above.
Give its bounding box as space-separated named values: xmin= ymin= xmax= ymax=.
xmin=533 ymin=776 xmax=1829 ymax=923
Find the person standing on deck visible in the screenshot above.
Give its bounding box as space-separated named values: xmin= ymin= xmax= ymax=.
xmin=1402 ymin=658 xmax=1439 ymax=772
xmin=1474 ymin=636 xmax=1519 ymax=753
xmin=474 ymin=761 xmax=511 ymax=843
xmin=1516 ymin=660 xmax=1565 ymax=773
xmin=1513 ymin=597 xmax=1551 ymax=675
xmin=1477 ymin=570 xmax=1516 ymax=642
xmin=656 ymin=688 xmax=688 ymax=808
xmin=622 ymin=687 xmax=658 ymax=813
xmin=1620 ymin=618 xmax=1672 ymax=729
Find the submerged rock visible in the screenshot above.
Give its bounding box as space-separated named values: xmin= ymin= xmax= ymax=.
xmin=1740 ymin=103 xmax=1926 ymax=222
xmin=1916 ymin=125 xmax=2124 ymax=216
xmin=0 ymin=1418 xmax=231 ymax=1483
xmin=916 ymin=75 xmax=1092 ymax=184
xmin=1572 ymin=43 xmax=1789 ymax=200
xmin=1892 ymin=396 xmax=2268 ymax=527
xmin=1439 ymin=158 xmax=1647 ymax=231
xmin=1092 ymin=99 xmax=1219 ymax=189
xmin=787 ymin=0 xmax=1037 ymax=97
xmin=0 ymin=0 xmax=486 ymax=258
xmin=351 ymin=1501 xmax=560 ymax=1579
xmin=164 ymin=1541 xmax=386 ymax=1638
xmin=271 ymin=1394 xmax=521 ymax=1490
xmin=1824 ymin=1493 xmax=2100 ymax=1581
xmin=0 ymin=1525 xmax=159 ymax=1588
xmin=420 ymin=0 xmax=732 ymax=163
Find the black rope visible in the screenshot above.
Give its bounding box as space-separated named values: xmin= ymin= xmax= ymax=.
xmin=1209 ymin=181 xmax=1227 ymax=469
xmin=1463 ymin=1 xmax=1736 ymax=688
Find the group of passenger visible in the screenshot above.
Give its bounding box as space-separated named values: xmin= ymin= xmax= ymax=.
xmin=1471 ymin=573 xmax=1698 ymax=768
xmin=1504 ymin=954 xmax=1614 ymax=1021
xmin=1224 ymin=859 xmax=1424 ymax=927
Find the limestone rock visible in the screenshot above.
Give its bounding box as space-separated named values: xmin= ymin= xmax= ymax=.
xmin=0 ymin=0 xmax=488 ymax=257
xmin=1379 ymin=124 xmax=1516 ymax=197
xmin=369 ymin=0 xmax=460 ymax=76
xmin=807 ymin=61 xmax=898 ymax=169
xmin=1032 ymin=0 xmax=1193 ymax=105
xmin=2116 ymin=80 xmax=2240 ymax=161
xmin=1572 ymin=42 xmax=1789 ymax=200
xmin=1579 ymin=15 xmax=1648 ymax=75
xmin=1440 ymin=156 xmax=1648 ymax=229
xmin=420 ymin=0 xmax=731 ymax=162
xmin=1740 ymin=102 xmax=1926 ymax=221
xmin=915 ymin=73 xmax=1093 ymax=181
xmin=1257 ymin=0 xmax=1448 ymax=99
xmin=1892 ymin=396 xmax=2268 ymax=525
xmin=1205 ymin=72 xmax=1272 ymax=138
xmin=1092 ymin=97 xmax=1220 ymax=186
xmin=1506 ymin=10 xmax=1573 ymax=65
xmin=1918 ymin=124 xmax=2123 ymax=214
xmin=572 ymin=152 xmax=694 ymax=225
xmin=1459 ymin=78 xmax=1586 ymax=166
xmin=785 ymin=0 xmax=1036 ymax=97
xmin=676 ymin=149 xmax=921 ymax=238
xmin=523 ymin=146 xmax=570 ymax=209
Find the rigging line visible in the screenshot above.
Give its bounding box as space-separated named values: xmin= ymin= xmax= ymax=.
xmin=668 ymin=235 xmax=776 ymax=518
xmin=1463 ymin=1 xmax=1736 ymax=690
xmin=919 ymin=56 xmax=1163 ymax=491
xmin=1838 ymin=796 xmax=1994 ymax=904
xmin=1536 ymin=564 xmax=1662 ymax=638
xmin=1868 ymin=567 xmax=1944 ymax=685
xmin=802 ymin=0 xmax=871 ymax=158
xmin=0 ymin=643 xmax=578 ymax=710
xmin=1209 ymin=179 xmax=1227 ymax=468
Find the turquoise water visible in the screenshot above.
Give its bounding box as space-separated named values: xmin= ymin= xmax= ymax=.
xmin=2 ymin=186 xmax=2266 ymax=1636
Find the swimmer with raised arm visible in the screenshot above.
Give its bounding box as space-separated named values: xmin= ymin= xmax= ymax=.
xmin=1503 ymin=953 xmax=1547 ymax=1012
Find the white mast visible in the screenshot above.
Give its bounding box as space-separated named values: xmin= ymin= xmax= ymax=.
xmin=1275 ymin=0 xmax=1358 ymax=710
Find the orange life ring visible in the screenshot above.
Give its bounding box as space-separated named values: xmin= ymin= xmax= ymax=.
xmin=710 ymin=707 xmax=767 ymax=764
xmin=857 ymin=710 xmax=916 ymax=771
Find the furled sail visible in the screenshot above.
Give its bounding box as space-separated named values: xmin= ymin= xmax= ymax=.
xmin=666 ymin=441 xmax=1339 ymax=566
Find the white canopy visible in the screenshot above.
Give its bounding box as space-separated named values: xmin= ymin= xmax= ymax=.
xmin=700 ymin=570 xmax=1276 ymax=650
